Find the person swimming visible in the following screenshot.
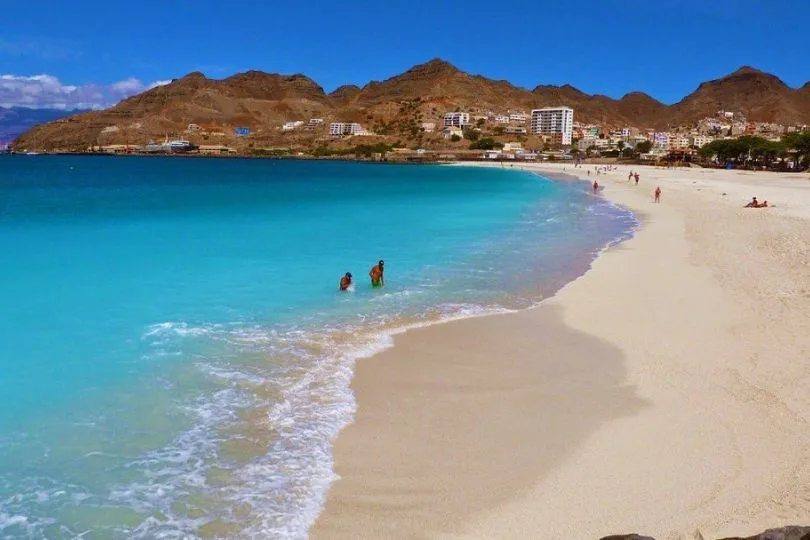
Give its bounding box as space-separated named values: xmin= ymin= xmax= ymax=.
xmin=339 ymin=272 xmax=353 ymax=291
xmin=369 ymin=260 xmax=385 ymax=288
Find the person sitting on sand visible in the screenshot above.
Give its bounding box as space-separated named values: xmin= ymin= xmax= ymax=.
xmin=369 ymin=260 xmax=385 ymax=288
xmin=745 ymin=197 xmax=759 ymax=208
xmin=339 ymin=272 xmax=353 ymax=291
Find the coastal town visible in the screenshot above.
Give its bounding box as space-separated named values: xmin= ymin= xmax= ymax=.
xmin=6 ymin=104 xmax=810 ymax=170
xmin=6 ymin=60 xmax=810 ymax=172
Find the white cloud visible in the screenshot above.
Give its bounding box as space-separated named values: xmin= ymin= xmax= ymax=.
xmin=0 ymin=74 xmax=171 ymax=110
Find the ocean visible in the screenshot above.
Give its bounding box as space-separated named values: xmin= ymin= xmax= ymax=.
xmin=0 ymin=156 xmax=636 ymax=538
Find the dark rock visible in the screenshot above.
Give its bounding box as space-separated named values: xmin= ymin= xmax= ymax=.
xmin=599 ymin=534 xmax=655 ymax=540
xmin=717 ymin=525 xmax=810 ymax=540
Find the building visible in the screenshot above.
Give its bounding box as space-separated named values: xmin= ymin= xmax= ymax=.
xmin=669 ymin=134 xmax=690 ymax=148
xmin=652 ymin=132 xmax=670 ymax=147
xmin=530 ymin=107 xmax=574 ymax=145
xmin=578 ymin=137 xmax=609 ymax=151
xmin=282 ymin=120 xmax=305 ymax=131
xmin=502 ymin=142 xmax=523 ymax=152
xmin=330 ymin=122 xmax=364 ymax=136
xmin=691 ymin=135 xmax=714 ymax=148
xmin=493 ymin=114 xmax=510 ymax=124
xmin=198 ymin=144 xmax=236 ymax=155
xmin=308 ymin=118 xmax=324 ymax=126
xmin=503 ymin=126 xmax=527 ymax=135
xmin=508 ymin=112 xmax=528 ymax=123
xmin=421 ymin=122 xmax=436 ymax=133
xmin=442 ymin=126 xmax=464 ymax=140
xmin=443 ymin=112 xmax=470 ymax=128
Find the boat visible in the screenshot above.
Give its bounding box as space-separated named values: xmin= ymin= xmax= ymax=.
xmin=141 ymin=137 xmax=198 ymax=153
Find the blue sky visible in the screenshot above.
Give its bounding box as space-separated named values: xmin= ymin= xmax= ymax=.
xmin=2 ymin=0 xmax=808 ymax=109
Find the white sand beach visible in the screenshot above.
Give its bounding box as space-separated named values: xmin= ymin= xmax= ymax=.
xmin=312 ymin=163 xmax=810 ymax=539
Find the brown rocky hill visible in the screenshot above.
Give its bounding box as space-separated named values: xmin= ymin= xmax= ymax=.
xmin=13 ymin=71 xmax=335 ymax=150
xmin=12 ymin=60 xmax=810 ymax=151
xmin=664 ymin=66 xmax=809 ymax=127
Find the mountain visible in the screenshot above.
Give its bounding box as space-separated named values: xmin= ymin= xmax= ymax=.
xmin=0 ymin=107 xmax=86 ymax=145
xmin=664 ymin=66 xmax=807 ymax=127
xmin=12 ymin=61 xmax=810 ymax=151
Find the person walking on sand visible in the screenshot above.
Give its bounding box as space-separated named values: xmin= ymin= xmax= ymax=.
xmin=339 ymin=272 xmax=353 ymax=291
xmin=634 ymin=172 xmax=640 ymax=186
xmin=369 ymin=260 xmax=385 ymax=288
xmin=628 ymin=171 xmax=633 ymax=182
xmin=654 ymin=186 xmax=662 ymax=203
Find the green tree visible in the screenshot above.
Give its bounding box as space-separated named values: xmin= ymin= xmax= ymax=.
xmin=463 ymin=128 xmax=480 ymax=142
xmin=617 ymin=141 xmax=625 ymax=152
xmin=635 ymin=140 xmax=653 ymax=154
xmin=783 ymin=131 xmax=810 ymax=168
xmin=476 ymin=118 xmax=486 ymax=127
xmin=469 ymin=138 xmax=503 ymax=150
xmin=450 ymin=134 xmax=462 ymax=143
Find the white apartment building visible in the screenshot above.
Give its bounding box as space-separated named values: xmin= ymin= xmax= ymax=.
xmin=330 ymin=122 xmax=364 ymax=136
xmin=669 ymin=134 xmax=690 ymax=148
xmin=494 ymin=114 xmax=510 ymax=124
xmin=530 ymin=107 xmax=574 ymax=145
xmin=578 ymin=137 xmax=609 ymax=151
xmin=421 ymin=122 xmax=436 ymax=133
xmin=443 ymin=112 xmax=470 ymax=128
xmin=652 ymin=132 xmax=670 ymax=147
xmin=307 ymin=118 xmax=324 ymax=126
xmin=282 ymin=120 xmax=305 ymax=131
xmin=691 ymin=135 xmax=714 ymax=148
xmin=508 ymin=112 xmax=528 ymax=123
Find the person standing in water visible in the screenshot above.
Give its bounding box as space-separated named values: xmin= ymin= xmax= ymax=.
xmin=339 ymin=272 xmax=353 ymax=291
xmin=369 ymin=260 xmax=385 ymax=287
xmin=592 ymin=181 xmax=599 ymax=193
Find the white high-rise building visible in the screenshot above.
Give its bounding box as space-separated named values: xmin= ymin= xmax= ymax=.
xmin=530 ymin=107 xmax=574 ymax=145
xmin=443 ymin=112 xmax=470 ymax=128
xmin=330 ymin=122 xmax=364 ymax=136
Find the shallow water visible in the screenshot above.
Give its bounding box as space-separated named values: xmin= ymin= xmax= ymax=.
xmin=0 ymin=156 xmax=636 ymax=538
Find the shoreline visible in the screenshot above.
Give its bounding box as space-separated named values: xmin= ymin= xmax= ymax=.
xmin=312 ymin=163 xmax=810 ymax=538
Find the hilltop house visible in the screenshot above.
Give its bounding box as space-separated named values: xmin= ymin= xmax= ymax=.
xmin=442 ymin=126 xmax=464 ymax=140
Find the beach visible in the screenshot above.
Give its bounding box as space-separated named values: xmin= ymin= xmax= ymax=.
xmin=312 ymin=163 xmax=810 ymax=539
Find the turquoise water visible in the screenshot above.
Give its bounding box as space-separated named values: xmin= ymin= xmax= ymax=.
xmin=0 ymin=156 xmax=635 ymax=538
